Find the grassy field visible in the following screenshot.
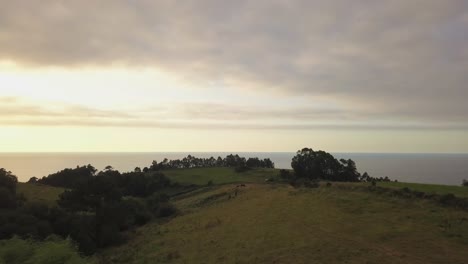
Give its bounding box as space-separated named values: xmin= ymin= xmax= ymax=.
xmin=163 ymin=167 xmax=278 ymax=185
xmin=98 ymin=183 xmax=468 ymax=264
xmin=16 ymin=183 xmax=64 ymax=205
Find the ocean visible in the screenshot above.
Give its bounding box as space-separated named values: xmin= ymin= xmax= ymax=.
xmin=1 ymin=152 xmax=467 ymax=186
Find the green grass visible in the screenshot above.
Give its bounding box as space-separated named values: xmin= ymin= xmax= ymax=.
xmin=0 ymin=236 xmax=90 ymax=264
xmin=163 ymin=167 xmax=278 ymax=185
xmin=98 ymin=183 xmax=468 ymax=264
xmin=370 ymin=181 xmax=468 ymax=198
xmin=16 ymin=183 xmax=65 ymax=205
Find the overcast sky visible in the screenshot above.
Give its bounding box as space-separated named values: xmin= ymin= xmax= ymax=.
xmin=0 ymin=0 xmax=467 ymax=152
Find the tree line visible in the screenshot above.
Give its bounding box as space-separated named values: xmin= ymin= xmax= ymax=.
xmin=143 ymin=154 xmax=274 ymax=172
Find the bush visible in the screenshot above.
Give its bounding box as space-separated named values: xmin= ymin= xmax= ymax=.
xmin=279 ymin=169 xmax=292 ymax=180
xmin=97 ymin=224 xmax=124 ymax=248
xmin=234 ymin=165 xmax=251 ymax=173
xmin=121 ymin=198 xmax=152 ymax=226
xmin=0 ymin=236 xmax=88 ymax=264
xmin=462 ymin=179 xmax=468 ymax=187
xmin=439 ymin=193 xmax=457 ymax=206
xmin=157 ymin=203 xmax=177 ymax=218
xmin=145 ymin=193 xmax=176 ymax=217
xmin=290 ymin=178 xmax=320 ymax=188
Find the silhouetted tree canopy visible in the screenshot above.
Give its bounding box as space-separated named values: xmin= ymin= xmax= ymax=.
xmin=291 ymin=148 xmax=360 ymax=182
xmin=0 ymin=168 xmax=17 ymax=194
xmin=146 ymin=154 xmax=274 ymax=170
xmin=37 ymin=165 xmax=97 ymax=188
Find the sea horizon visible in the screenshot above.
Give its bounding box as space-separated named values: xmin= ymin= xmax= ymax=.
xmin=1 ymin=152 xmax=467 ymax=186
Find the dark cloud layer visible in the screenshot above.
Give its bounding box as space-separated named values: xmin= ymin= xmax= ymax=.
xmin=1 ymin=0 xmax=467 ymax=127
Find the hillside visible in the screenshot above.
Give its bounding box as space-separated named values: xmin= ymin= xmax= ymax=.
xmin=98 ymin=182 xmax=468 ymax=264
xmin=10 ymin=169 xmax=468 ymax=263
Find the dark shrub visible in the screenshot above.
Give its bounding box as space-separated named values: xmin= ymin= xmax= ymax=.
xmin=439 ymin=193 xmax=457 ymax=205
xmin=0 ymin=187 xmax=16 ymax=209
xmin=97 ymin=224 xmax=124 ymax=248
xmin=157 ymin=203 xmax=177 ymax=217
xmin=121 ymin=198 xmax=152 ymax=226
xmin=145 ymin=193 xmax=176 ymax=217
xmin=279 ymin=169 xmax=292 ymax=180
xmin=234 ymin=164 xmax=251 ymax=173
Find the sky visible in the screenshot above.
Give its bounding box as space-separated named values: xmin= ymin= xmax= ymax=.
xmin=0 ymin=0 xmax=467 ymax=153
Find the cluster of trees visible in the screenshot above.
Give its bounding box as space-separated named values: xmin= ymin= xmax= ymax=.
xmin=286 ymin=148 xmax=393 ymax=184
xmin=30 ymin=165 xmax=97 ymax=188
xmin=1 ymin=166 xmax=177 ymax=255
xmin=144 ymin=154 xmax=274 ymax=171
xmin=290 ymin=148 xmax=361 ymax=182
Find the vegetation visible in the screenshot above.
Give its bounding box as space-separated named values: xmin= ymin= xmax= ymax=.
xmin=144 ymin=154 xmax=274 ymax=172
xmin=289 ymin=148 xmax=361 ymax=183
xmin=35 ymin=165 xmax=97 ymax=188
xmin=376 ymin=181 xmax=468 ymax=198
xmin=164 ymin=167 xmax=276 ymax=185
xmin=0 ymin=169 xmax=18 ymax=209
xmin=1 ymin=167 xmax=177 ymax=256
xmin=0 ymin=236 xmax=89 ymax=264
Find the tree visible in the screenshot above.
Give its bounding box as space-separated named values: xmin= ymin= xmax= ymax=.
xmin=360 ymin=172 xmax=370 ymax=182
xmin=104 ymin=165 xmax=114 ymax=171
xmin=291 ymin=148 xmax=341 ymax=180
xmin=339 ymin=159 xmax=360 ymax=182
xmin=28 ymin=177 xmax=38 ymax=184
xmin=0 ymin=168 xmax=17 ymax=194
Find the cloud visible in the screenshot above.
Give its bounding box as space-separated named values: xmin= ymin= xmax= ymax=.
xmin=0 ymin=97 xmax=465 ymax=131
xmin=0 ymin=1 xmax=467 ymax=128
xmin=0 ymin=97 xmax=133 ymax=119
